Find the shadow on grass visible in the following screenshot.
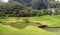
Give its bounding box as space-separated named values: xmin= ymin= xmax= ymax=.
xmin=0 ymin=22 xmax=29 ymax=29
xmin=0 ymin=21 xmax=46 ymax=29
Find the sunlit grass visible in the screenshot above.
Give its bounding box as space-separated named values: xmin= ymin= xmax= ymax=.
xmin=0 ymin=24 xmax=59 ymax=35
xmin=0 ymin=15 xmax=60 ymax=35
xmin=0 ymin=15 xmax=60 ymax=26
xmin=28 ymin=15 xmax=60 ymax=26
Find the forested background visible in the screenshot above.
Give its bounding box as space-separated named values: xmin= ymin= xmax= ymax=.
xmin=0 ymin=0 xmax=60 ymax=17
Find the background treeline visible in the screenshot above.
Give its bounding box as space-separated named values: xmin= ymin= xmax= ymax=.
xmin=0 ymin=2 xmax=50 ymax=17
xmin=0 ymin=0 xmax=60 ymax=17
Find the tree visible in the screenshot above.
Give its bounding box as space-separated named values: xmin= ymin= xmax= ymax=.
xmin=0 ymin=1 xmax=33 ymax=17
xmin=48 ymin=1 xmax=60 ymax=8
xmin=12 ymin=0 xmax=32 ymax=6
xmin=32 ymin=0 xmax=49 ymax=9
xmin=0 ymin=2 xmax=25 ymax=17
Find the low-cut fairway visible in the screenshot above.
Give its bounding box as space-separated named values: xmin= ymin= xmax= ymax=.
xmin=1 ymin=15 xmax=60 ymax=26
xmin=29 ymin=15 xmax=60 ymax=26
xmin=0 ymin=15 xmax=60 ymax=35
xmin=0 ymin=24 xmax=59 ymax=35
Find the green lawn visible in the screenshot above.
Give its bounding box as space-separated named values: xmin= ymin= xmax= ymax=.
xmin=1 ymin=15 xmax=60 ymax=26
xmin=29 ymin=15 xmax=60 ymax=26
xmin=0 ymin=24 xmax=59 ymax=35
xmin=0 ymin=15 xmax=60 ymax=35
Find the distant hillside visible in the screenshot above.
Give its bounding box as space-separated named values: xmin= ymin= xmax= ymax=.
xmin=11 ymin=0 xmax=58 ymax=9
xmin=13 ymin=0 xmax=32 ymax=6
xmin=12 ymin=0 xmax=49 ymax=9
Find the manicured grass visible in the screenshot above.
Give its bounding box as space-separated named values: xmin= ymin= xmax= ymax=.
xmin=0 ymin=15 xmax=60 ymax=35
xmin=0 ymin=24 xmax=59 ymax=35
xmin=1 ymin=15 xmax=60 ymax=26
xmin=29 ymin=15 xmax=60 ymax=26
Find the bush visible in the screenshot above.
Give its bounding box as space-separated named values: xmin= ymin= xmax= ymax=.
xmin=36 ymin=9 xmax=49 ymax=16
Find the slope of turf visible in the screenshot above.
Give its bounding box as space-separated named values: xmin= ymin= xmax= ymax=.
xmin=0 ymin=24 xmax=59 ymax=35
xmin=0 ymin=15 xmax=60 ymax=26
xmin=0 ymin=15 xmax=60 ymax=35
xmin=30 ymin=15 xmax=60 ymax=26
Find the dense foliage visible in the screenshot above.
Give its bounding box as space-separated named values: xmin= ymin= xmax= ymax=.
xmin=0 ymin=0 xmax=60 ymax=17
xmin=0 ymin=2 xmax=49 ymax=17
xmin=0 ymin=2 xmax=32 ymax=17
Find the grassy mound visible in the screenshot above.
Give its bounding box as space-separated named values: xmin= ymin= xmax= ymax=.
xmin=29 ymin=15 xmax=60 ymax=26
xmin=1 ymin=15 xmax=60 ymax=26
xmin=0 ymin=15 xmax=60 ymax=35
xmin=0 ymin=24 xmax=59 ymax=35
